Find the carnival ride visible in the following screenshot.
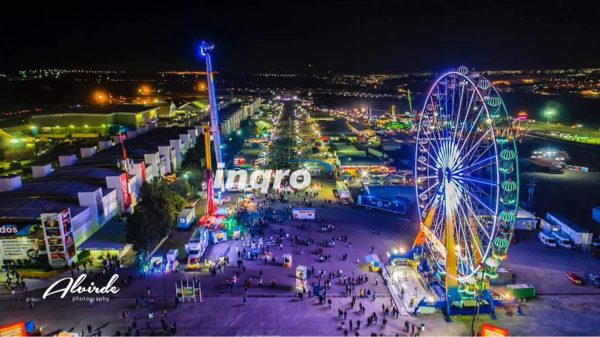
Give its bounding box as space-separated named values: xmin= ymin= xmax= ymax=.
xmin=412 ymin=66 xmax=519 ymax=320
xmin=199 ymin=41 xmax=224 ymax=217
xmin=196 ymin=42 xmax=241 ymax=241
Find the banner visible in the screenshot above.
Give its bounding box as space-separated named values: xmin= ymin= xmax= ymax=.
xmin=120 ymin=173 xmax=131 ymax=209
xmin=292 ymin=208 xmax=316 ymax=220
xmin=41 ymin=208 xmax=74 ymax=267
xmin=0 ymin=238 xmax=38 ymax=260
xmin=0 ymin=322 xmax=26 ymax=337
xmin=182 ymin=287 xmax=194 ymax=299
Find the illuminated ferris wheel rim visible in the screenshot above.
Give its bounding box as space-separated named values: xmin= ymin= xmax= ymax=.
xmin=414 ymin=68 xmax=515 ymax=283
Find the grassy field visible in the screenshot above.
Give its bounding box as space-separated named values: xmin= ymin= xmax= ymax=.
xmin=523 ymin=121 xmax=600 ymax=144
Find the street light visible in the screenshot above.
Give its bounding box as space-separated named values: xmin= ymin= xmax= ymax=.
xmin=545 ymin=110 xmax=554 ymax=124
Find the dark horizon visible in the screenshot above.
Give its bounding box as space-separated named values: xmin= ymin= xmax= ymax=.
xmin=2 ymin=0 xmax=600 ymax=73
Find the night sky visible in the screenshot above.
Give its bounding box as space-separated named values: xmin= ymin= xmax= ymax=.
xmin=2 ymin=0 xmax=600 ymax=73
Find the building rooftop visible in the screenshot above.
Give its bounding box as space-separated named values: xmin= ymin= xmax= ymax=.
xmin=0 ymin=178 xmax=112 ymax=222
xmin=219 ymin=102 xmax=243 ymax=119
xmin=35 ymin=104 xmax=159 ymax=116
xmin=318 ymin=120 xmax=352 ymax=135
xmin=338 ymin=155 xmax=385 ymax=167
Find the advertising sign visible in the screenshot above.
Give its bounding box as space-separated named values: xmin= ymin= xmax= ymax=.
xmin=0 ymin=238 xmax=38 ymax=260
xmin=292 ymin=208 xmax=316 ymax=220
xmin=0 ymin=321 xmax=26 ymax=337
xmin=140 ymin=161 xmax=146 ymax=182
xmin=182 ymin=287 xmax=194 ymax=299
xmin=233 ymin=156 xmax=246 ymax=166
xmin=41 ymin=208 xmax=74 ymax=267
xmin=0 ymin=224 xmax=19 ymax=236
xmin=481 ymin=323 xmax=509 ymax=337
xmin=119 ymin=174 xmax=131 ymax=209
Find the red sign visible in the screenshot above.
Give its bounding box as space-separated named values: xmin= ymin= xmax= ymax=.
xmin=481 ymin=323 xmax=509 ymax=337
xmin=120 ymin=173 xmax=131 ymax=209
xmin=233 ymin=156 xmax=246 ymax=166
xmin=0 ymin=321 xmax=26 ymax=337
xmin=140 ymin=161 xmax=146 ymax=182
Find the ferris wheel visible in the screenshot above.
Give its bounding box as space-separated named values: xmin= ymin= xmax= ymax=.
xmin=414 ymin=66 xmax=519 ymax=294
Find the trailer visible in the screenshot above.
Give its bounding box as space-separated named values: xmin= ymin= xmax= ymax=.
xmin=185 ymin=227 xmax=209 ymax=268
xmin=514 ymin=208 xmax=538 ymax=231
xmin=335 ymin=180 xmax=350 ymax=199
xmin=546 ymin=212 xmax=592 ymax=245
xmin=177 ymin=207 xmax=196 ymax=229
xmin=356 ymin=194 xmax=407 ymax=215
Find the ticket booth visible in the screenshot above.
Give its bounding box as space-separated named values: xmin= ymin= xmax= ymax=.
xmin=283 ymin=254 xmax=293 ymax=268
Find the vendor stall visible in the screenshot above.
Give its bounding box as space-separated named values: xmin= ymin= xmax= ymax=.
xmin=283 ymin=254 xmax=293 ymax=268
xmin=296 ymin=265 xmax=307 ymax=291
xmin=365 ymin=254 xmax=381 ymax=272
xmin=167 ymin=249 xmax=179 ymax=271
xmin=210 ymin=230 xmax=227 ymax=244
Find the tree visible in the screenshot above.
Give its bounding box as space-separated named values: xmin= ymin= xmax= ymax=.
xmin=169 ymin=192 xmax=187 ymax=212
xmin=126 ymin=204 xmax=161 ymax=254
xmin=183 ymin=143 xmax=205 ymax=170
xmin=126 ymin=177 xmax=179 ymax=256
xmin=187 ymin=168 xmax=205 ymax=190
xmin=169 ymin=180 xmax=194 ymax=197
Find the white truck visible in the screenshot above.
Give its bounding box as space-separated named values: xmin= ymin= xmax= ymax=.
xmin=551 ymin=231 xmax=573 ymax=249
xmin=538 ymin=231 xmax=557 ymax=248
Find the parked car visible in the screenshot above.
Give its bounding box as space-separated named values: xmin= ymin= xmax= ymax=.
xmin=566 ymin=272 xmax=584 ymax=285
xmin=584 ymin=273 xmax=600 ymax=288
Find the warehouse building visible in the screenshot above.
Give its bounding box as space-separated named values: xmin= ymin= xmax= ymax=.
xmin=29 ymin=104 xmax=160 ymax=138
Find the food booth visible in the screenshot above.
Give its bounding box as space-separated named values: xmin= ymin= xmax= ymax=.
xmin=365 ymin=254 xmax=381 ymax=272
xmin=283 ymin=254 xmax=293 ymax=268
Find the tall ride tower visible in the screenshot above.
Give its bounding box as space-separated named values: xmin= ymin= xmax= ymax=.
xmin=200 ymin=41 xmax=223 ymax=166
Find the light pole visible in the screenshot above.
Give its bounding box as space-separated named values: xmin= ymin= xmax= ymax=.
xmin=545 ymin=110 xmax=554 ymax=135
xmin=545 ymin=110 xmax=554 ymax=124
xmin=162 ymin=270 xmax=167 ymax=311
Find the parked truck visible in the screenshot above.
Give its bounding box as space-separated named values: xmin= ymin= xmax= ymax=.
xmin=546 ymin=212 xmax=593 ymax=245
xmin=335 ymin=180 xmax=350 ymax=199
